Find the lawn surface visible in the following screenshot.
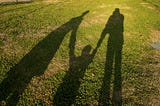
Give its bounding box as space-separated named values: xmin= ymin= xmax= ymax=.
xmin=0 ymin=0 xmax=160 ymax=105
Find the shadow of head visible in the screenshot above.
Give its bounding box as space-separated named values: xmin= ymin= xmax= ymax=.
xmin=81 ymin=45 xmax=92 ymax=56
xmin=113 ymin=8 xmax=121 ymax=15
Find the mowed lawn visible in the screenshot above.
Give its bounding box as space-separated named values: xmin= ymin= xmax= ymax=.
xmin=0 ymin=0 xmax=160 ymax=105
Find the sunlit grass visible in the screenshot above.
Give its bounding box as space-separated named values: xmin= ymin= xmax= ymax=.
xmin=0 ymin=0 xmax=160 ymax=105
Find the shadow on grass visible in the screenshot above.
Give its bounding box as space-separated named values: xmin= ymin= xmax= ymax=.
xmin=0 ymin=10 xmax=89 ymax=106
xmin=53 ymin=10 xmax=93 ymax=106
xmin=53 ymin=10 xmax=107 ymax=105
xmin=98 ymin=8 xmax=124 ymax=106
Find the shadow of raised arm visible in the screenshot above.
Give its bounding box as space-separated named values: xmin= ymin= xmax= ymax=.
xmin=96 ymin=20 xmax=110 ymax=49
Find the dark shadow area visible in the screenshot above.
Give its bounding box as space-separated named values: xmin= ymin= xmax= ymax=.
xmin=98 ymin=8 xmax=124 ymax=106
xmin=0 ymin=10 xmax=89 ymax=106
xmin=53 ymin=11 xmax=103 ymax=106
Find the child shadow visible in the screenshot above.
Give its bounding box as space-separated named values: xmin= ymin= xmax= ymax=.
xmin=53 ymin=10 xmax=102 ymax=105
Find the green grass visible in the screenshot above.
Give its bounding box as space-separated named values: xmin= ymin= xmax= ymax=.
xmin=0 ymin=0 xmax=160 ymax=105
xmin=144 ymin=0 xmax=160 ymax=9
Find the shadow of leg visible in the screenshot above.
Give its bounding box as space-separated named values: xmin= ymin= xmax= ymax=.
xmin=99 ymin=46 xmax=114 ymax=106
xmin=112 ymin=49 xmax=122 ymax=106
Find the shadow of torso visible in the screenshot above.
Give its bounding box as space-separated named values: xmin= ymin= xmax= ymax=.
xmin=107 ymin=12 xmax=124 ymax=49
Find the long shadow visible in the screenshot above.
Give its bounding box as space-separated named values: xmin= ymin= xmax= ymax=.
xmin=0 ymin=10 xmax=89 ymax=106
xmin=98 ymin=8 xmax=124 ymax=106
xmin=53 ymin=11 xmax=103 ymax=106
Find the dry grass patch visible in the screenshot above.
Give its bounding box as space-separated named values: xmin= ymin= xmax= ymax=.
xmin=26 ymin=57 xmax=69 ymax=105
xmin=28 ymin=76 xmax=53 ymax=105
xmin=81 ymin=14 xmax=108 ymax=27
xmin=149 ymin=30 xmax=160 ymax=42
xmin=140 ymin=29 xmax=160 ymax=105
xmin=121 ymin=6 xmax=131 ymax=10
xmin=140 ymin=2 xmax=155 ymax=10
xmin=0 ymin=34 xmax=24 ymax=57
xmin=45 ymin=57 xmax=69 ymax=78
xmin=43 ymin=0 xmax=60 ymax=3
xmin=99 ymin=3 xmax=107 ymax=9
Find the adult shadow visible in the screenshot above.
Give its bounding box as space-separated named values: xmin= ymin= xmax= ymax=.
xmin=98 ymin=8 xmax=124 ymax=106
xmin=0 ymin=10 xmax=89 ymax=106
xmin=53 ymin=11 xmax=102 ymax=106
